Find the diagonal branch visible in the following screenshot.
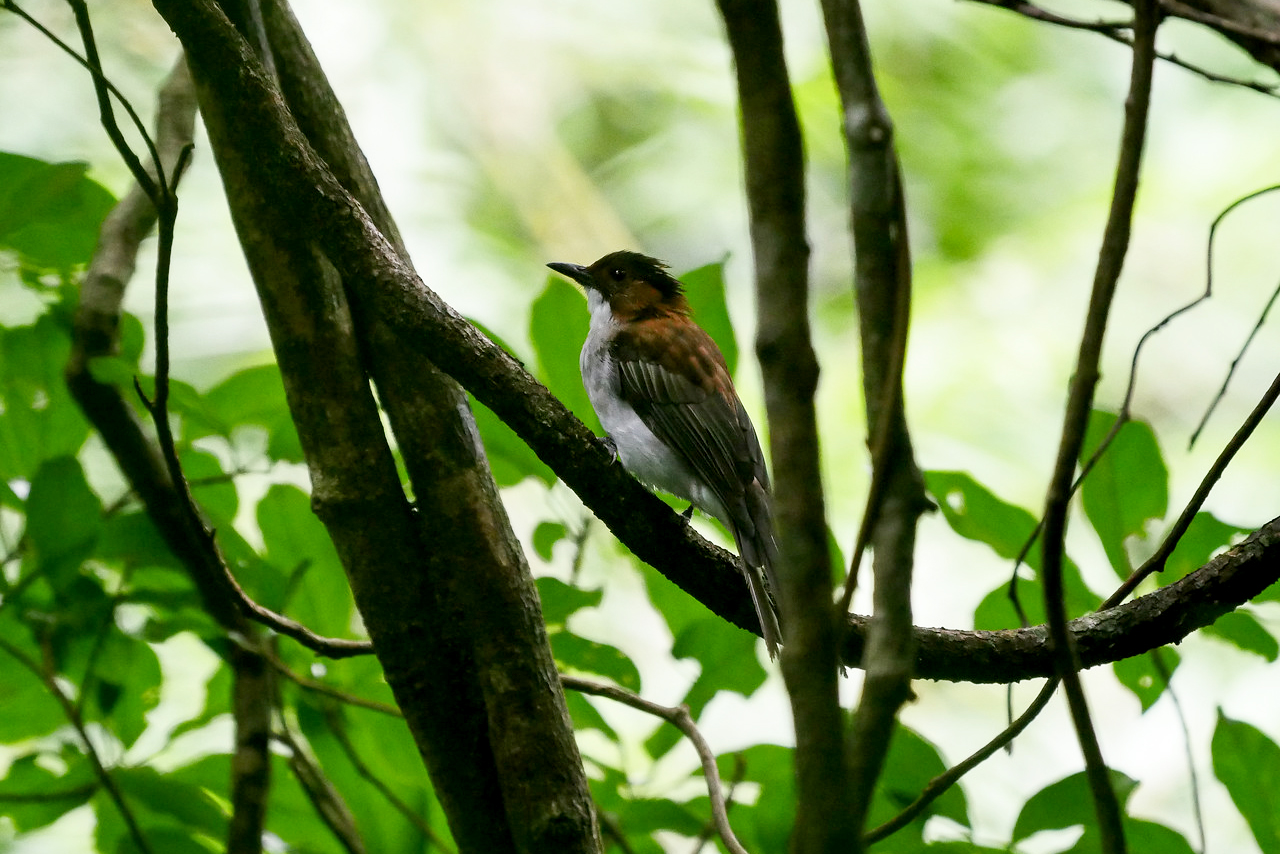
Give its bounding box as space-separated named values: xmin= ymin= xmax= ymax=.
xmin=1038 ymin=2 xmax=1159 ymax=849
xmin=562 ymin=676 xmax=749 ymax=854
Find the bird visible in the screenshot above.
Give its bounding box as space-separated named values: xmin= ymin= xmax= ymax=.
xmin=547 ymin=251 xmax=782 ymax=658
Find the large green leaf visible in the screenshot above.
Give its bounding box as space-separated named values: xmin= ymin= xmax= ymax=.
xmin=0 ymin=317 xmax=91 ymax=479
xmin=926 ymin=470 xmax=1040 ymax=565
xmin=550 ymin=631 xmax=640 ymax=692
xmin=1113 ymin=647 xmax=1179 ymax=712
xmin=1203 ymin=609 xmax=1279 ymax=662
xmin=1014 ymin=768 xmax=1137 ymax=839
xmin=530 ymin=276 xmax=600 ymax=434
xmin=1080 ymin=411 xmax=1168 ymax=578
xmin=472 ymin=394 xmax=555 ymax=486
xmin=258 ymin=484 xmax=355 ymax=639
xmin=1212 ymin=710 xmax=1280 ymax=852
xmin=679 ymin=260 xmax=737 ymax=377
xmin=645 ymin=618 xmax=766 ymax=758
xmin=536 ymin=576 xmax=602 ymax=628
xmin=187 ymin=362 xmax=305 ymax=463
xmin=87 ymin=630 xmax=164 ymax=749
xmin=930 ymin=471 xmax=1095 ymax=629
xmin=0 ymin=751 xmax=95 ymax=833
xmin=0 ymin=152 xmax=116 ymax=272
xmin=25 ymin=455 xmax=101 ymax=583
xmin=867 ymin=725 xmax=969 ymax=834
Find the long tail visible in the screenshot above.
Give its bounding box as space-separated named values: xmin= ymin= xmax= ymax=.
xmin=732 ymin=480 xmax=782 ymax=659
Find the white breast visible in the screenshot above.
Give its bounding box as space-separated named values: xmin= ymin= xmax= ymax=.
xmin=580 ymin=291 xmax=729 ymax=523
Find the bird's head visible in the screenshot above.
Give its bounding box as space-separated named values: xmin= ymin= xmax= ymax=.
xmin=548 ymin=251 xmax=689 ymax=320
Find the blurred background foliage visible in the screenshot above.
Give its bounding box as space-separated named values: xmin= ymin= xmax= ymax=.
xmin=2 ymin=0 xmax=1280 ymax=852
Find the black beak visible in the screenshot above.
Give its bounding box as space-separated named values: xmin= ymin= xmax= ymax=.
xmin=547 ymin=262 xmax=591 ymax=287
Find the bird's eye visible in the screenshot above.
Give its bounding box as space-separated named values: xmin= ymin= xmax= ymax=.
xmin=609 ymin=268 xmax=625 ymax=282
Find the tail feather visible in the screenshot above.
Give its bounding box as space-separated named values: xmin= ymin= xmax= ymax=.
xmin=731 ymin=480 xmax=782 ymax=659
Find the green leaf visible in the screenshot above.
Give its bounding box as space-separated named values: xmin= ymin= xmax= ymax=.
xmin=1212 ymin=710 xmax=1280 ymax=852
xmin=564 ymin=689 xmax=618 ymax=741
xmin=646 ymin=618 xmax=765 ymax=758
xmin=926 ymin=470 xmax=1040 ymax=564
xmin=0 ymin=317 xmax=91 ymax=479
xmin=550 ymin=631 xmax=640 ymax=692
xmin=0 ymin=752 xmax=95 ymax=833
xmin=714 ymin=745 xmax=795 ymax=854
xmin=188 ymin=363 xmax=304 ymax=463
xmin=26 ymin=455 xmax=102 ymax=570
xmin=1013 ymin=769 xmax=1138 ymax=841
xmin=1113 ymin=648 xmax=1179 ymax=712
xmin=1165 ymin=512 xmax=1251 ymax=582
xmin=472 ymin=395 xmax=555 ymax=486
xmin=99 ymin=511 xmax=181 ymax=573
xmin=0 ymin=152 xmax=116 ymax=272
xmin=530 ymin=276 xmax=600 ymax=434
xmin=536 ymin=576 xmax=601 ymax=627
xmin=533 ymin=521 xmax=567 ymax=561
xmin=258 ymin=484 xmax=355 ymax=639
xmin=867 ymin=725 xmax=969 ymax=833
xmin=114 ymin=766 xmax=228 ymax=837
xmin=88 ymin=631 xmax=163 ymax=748
xmin=1080 ymin=411 xmax=1168 ymax=578
xmin=179 ymin=448 xmax=238 ymax=525
xmin=1204 ymin=610 xmax=1279 ymax=662
xmin=680 ymin=260 xmax=737 ymax=377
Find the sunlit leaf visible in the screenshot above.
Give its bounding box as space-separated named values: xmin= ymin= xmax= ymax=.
xmin=258 ymin=484 xmax=355 ymax=639
xmin=0 ymin=752 xmax=95 ymax=832
xmin=1204 ymin=610 xmax=1279 ymax=662
xmin=1080 ymin=411 xmax=1168 ymax=578
xmin=1113 ymin=648 xmax=1179 ymax=712
xmin=550 ymin=631 xmax=640 ymax=692
xmin=536 ymin=576 xmax=601 ymax=627
xmin=530 ymin=276 xmax=600 ymax=434
xmin=0 ymin=152 xmax=116 ymax=272
xmin=1212 ymin=711 xmax=1280 ymax=852
xmin=680 ymin=260 xmax=737 ymax=377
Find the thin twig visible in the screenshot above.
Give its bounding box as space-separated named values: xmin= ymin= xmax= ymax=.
xmin=225 ymin=568 xmax=375 ymax=658
xmin=690 ymin=754 xmax=746 ymax=854
xmin=0 ymin=637 xmax=152 ymax=854
xmin=865 ymin=678 xmax=1059 ymax=842
xmin=1038 ymin=1 xmax=1160 ymax=850
xmin=1150 ymin=650 xmax=1206 ymax=854
xmin=2 ymin=1 xmax=164 ymax=192
xmin=322 ymin=706 xmax=456 ymax=852
xmin=275 ymin=729 xmax=368 ymax=854
xmin=562 ymin=676 xmax=750 ymax=854
xmin=1190 ymin=184 xmax=1280 ymax=446
xmin=968 ymin=0 xmax=1280 ymax=97
xmin=1101 ymin=365 xmax=1280 ymax=608
xmin=266 ymin=652 xmax=399 ymax=716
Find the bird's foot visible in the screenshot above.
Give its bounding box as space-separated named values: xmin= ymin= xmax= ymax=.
xmin=681 ymin=504 xmax=694 ymax=521
xmin=599 ymin=435 xmax=619 ymax=462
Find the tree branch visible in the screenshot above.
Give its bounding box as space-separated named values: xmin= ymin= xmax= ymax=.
xmin=562 ymin=676 xmax=749 ymax=854
xmin=713 ymin=1 xmax=855 ymax=851
xmin=818 ymin=0 xmax=930 ymax=842
xmin=1039 ymin=2 xmax=1157 ymax=844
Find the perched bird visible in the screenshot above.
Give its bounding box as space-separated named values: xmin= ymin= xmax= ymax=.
xmin=547 ymin=251 xmax=782 ymax=657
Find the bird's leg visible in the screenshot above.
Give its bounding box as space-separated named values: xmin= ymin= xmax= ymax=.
xmin=681 ymin=504 xmax=695 ymax=521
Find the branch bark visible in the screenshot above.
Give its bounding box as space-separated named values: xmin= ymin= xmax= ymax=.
xmin=818 ymin=0 xmax=929 ymax=841
xmin=161 ymin=2 xmax=599 ymax=851
xmin=714 ymin=1 xmax=855 ymax=851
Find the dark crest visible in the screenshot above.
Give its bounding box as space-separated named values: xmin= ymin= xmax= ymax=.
xmin=593 ymin=251 xmax=685 ymax=298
